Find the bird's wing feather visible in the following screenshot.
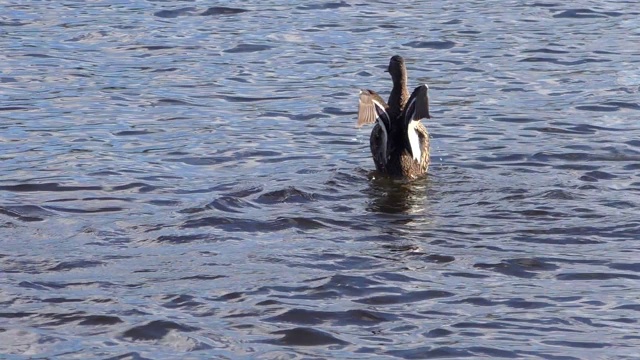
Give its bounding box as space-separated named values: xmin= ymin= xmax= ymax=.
xmin=357 ymin=90 xmax=391 ymax=130
xmin=411 ymin=85 xmax=430 ymax=121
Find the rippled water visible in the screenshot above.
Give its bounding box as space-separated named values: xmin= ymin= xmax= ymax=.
xmin=2 ymin=1 xmax=640 ymax=359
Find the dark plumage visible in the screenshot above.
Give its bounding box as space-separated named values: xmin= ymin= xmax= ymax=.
xmin=356 ymin=55 xmax=431 ymax=178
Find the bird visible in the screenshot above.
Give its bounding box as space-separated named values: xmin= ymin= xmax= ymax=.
xmin=356 ymin=55 xmax=431 ymax=178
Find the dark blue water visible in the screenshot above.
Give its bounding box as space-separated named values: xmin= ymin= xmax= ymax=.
xmin=1 ymin=1 xmax=640 ymax=359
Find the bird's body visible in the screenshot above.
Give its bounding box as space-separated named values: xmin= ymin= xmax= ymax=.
xmin=356 ymin=56 xmax=432 ymax=179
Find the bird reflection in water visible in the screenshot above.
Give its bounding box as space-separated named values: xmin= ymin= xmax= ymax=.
xmin=364 ymin=173 xmax=432 ymax=216
xmin=361 ymin=173 xmax=434 ymax=254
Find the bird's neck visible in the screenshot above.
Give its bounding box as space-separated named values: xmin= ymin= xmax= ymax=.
xmin=388 ymin=73 xmax=409 ymax=118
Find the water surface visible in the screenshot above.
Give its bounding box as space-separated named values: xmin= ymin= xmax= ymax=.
xmin=1 ymin=0 xmax=640 ymax=359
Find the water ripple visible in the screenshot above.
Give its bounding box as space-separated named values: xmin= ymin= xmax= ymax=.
xmin=2 ymin=0 xmax=639 ymax=358
xmin=552 ymin=8 xmax=623 ymax=18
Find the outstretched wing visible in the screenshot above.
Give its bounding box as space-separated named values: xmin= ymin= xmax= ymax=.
xmin=403 ymin=84 xmax=430 ymax=124
xmin=357 ymin=89 xmax=391 ymax=131
xmin=403 ymin=85 xmax=431 ymax=163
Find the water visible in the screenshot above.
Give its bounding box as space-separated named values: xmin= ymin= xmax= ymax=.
xmin=1 ymin=1 xmax=640 ymax=359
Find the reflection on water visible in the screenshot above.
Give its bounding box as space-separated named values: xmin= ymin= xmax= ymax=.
xmin=366 ymin=175 xmax=431 ymax=215
xmin=1 ymin=0 xmax=640 ymax=358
